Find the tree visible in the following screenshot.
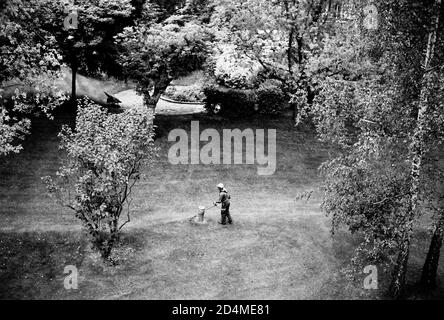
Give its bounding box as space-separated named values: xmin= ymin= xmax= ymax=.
xmin=210 ymin=0 xmax=343 ymax=121
xmin=419 ymin=65 xmax=444 ymax=289
xmin=388 ymin=0 xmax=442 ymax=298
xmin=115 ymin=1 xmax=211 ymax=108
xmin=1 ymin=0 xmax=65 ymax=155
xmin=317 ymin=72 xmax=415 ymax=295
xmin=1 ymin=0 xmax=136 ymax=154
xmin=31 ymin=0 xmax=134 ymax=103
xmin=310 ymin=0 xmax=444 ymax=298
xmin=42 ymin=99 xmax=157 ymax=260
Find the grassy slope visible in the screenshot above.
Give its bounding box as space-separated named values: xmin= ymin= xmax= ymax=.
xmin=0 ymin=107 xmax=443 ymax=299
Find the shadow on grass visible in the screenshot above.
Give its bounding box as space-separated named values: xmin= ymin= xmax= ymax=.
xmin=0 ymin=230 xmax=87 ymax=299
xmin=0 ymin=230 xmax=147 ymax=299
xmin=325 ymin=226 xmax=444 ymax=300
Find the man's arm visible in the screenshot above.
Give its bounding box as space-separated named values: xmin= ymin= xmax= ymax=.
xmin=213 ymin=193 xmax=223 ymax=206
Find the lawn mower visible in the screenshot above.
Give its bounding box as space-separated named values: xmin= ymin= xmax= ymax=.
xmin=189 ymin=203 xmax=218 ymax=224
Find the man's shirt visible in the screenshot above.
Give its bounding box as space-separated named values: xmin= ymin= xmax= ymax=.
xmin=218 ymin=189 xmax=230 ymax=207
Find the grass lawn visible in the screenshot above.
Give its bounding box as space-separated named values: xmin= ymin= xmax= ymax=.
xmin=0 ymin=105 xmax=443 ymax=299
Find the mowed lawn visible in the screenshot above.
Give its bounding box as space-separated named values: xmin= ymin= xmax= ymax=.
xmin=0 ymin=105 xmax=442 ymax=299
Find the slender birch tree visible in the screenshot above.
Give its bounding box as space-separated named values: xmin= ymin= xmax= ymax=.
xmin=389 ymin=0 xmax=442 ymax=298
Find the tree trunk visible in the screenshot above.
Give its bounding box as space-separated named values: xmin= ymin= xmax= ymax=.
xmin=143 ymin=71 xmax=172 ymax=110
xmin=389 ymin=0 xmax=441 ymax=299
xmin=292 ymin=102 xmax=297 ymax=122
xmin=421 ymin=211 xmax=444 ymax=288
xmin=389 ymin=235 xmax=410 ymax=298
xmin=145 ymin=91 xmax=164 ymax=110
xmin=98 ymin=220 xmax=120 ymax=260
xmin=71 ymin=63 xmax=77 ymax=105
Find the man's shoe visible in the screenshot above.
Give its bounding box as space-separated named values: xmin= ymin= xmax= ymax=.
xmin=218 ymin=221 xmax=227 ymax=225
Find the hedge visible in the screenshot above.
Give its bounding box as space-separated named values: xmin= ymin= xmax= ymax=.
xmin=203 ymin=84 xmax=257 ymax=117
xmin=203 ymin=80 xmax=288 ymax=117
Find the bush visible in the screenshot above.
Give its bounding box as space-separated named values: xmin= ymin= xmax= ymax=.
xmin=256 ymin=80 xmax=288 ymax=115
xmin=203 ymin=79 xmax=288 ymax=117
xmin=203 ymin=83 xmax=257 ymax=117
xmin=163 ymin=84 xmax=205 ymax=102
xmin=215 ymin=72 xmax=253 ymax=89
xmin=42 ymin=99 xmax=157 ymax=260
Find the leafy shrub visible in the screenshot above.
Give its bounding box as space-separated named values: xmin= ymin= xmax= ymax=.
xmin=256 ymin=80 xmax=288 ymax=115
xmin=43 ymin=98 xmax=157 ymax=260
xmin=163 ymin=84 xmax=205 ymax=102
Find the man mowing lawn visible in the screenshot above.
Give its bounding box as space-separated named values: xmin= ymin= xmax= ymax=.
xmin=214 ymin=183 xmax=233 ymax=225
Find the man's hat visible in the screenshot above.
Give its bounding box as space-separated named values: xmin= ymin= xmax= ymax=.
xmin=217 ymin=183 xmax=224 ymax=189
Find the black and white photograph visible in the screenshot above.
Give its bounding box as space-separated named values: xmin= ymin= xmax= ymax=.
xmin=1 ymin=0 xmax=444 ymax=305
